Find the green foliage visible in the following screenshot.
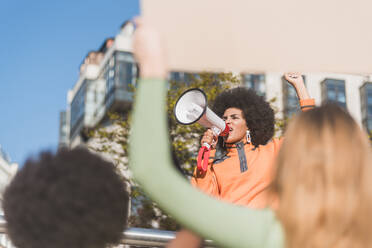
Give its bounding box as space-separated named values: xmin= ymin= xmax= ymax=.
xmin=87 ymin=112 xmax=130 ymax=176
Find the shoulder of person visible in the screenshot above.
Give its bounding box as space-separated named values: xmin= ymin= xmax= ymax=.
xmin=261 ymin=137 xmax=283 ymax=149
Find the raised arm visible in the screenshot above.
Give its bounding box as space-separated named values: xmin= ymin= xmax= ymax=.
xmin=284 ymin=72 xmax=315 ymax=111
xmin=129 ymin=18 xmax=283 ymax=248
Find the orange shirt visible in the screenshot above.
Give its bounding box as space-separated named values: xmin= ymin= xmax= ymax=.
xmin=191 ymin=98 xmax=315 ymax=208
xmin=191 ymin=139 xmax=282 ymax=208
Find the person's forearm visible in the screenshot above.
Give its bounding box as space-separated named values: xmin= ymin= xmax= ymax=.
xmin=139 ymin=63 xmax=167 ymax=79
xmin=166 ymin=229 xmax=202 ymax=248
xmin=293 ymin=81 xmax=310 ymax=100
xmin=292 ymin=79 xmax=315 ymax=111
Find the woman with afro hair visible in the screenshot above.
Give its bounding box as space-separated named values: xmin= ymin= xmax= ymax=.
xmin=191 ymin=73 xmax=315 ymax=209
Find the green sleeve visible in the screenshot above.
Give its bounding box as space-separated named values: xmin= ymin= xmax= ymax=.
xmin=129 ymin=78 xmax=284 ymax=248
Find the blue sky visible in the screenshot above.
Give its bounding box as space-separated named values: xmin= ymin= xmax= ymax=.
xmin=0 ymin=0 xmax=140 ymax=165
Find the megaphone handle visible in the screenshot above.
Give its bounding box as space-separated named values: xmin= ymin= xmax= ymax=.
xmin=202 ymin=148 xmax=210 ymax=171
xmin=197 ymin=146 xmax=210 ymax=172
xmin=197 ymin=147 xmax=205 ymax=171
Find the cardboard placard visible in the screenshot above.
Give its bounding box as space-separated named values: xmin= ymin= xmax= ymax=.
xmin=141 ymin=0 xmax=372 ymax=75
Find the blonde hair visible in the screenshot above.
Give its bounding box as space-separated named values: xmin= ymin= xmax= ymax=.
xmin=272 ymin=103 xmax=372 ymax=248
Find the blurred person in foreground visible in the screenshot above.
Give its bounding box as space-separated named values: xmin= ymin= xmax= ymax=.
xmin=271 ymin=103 xmax=372 ymax=248
xmin=130 ymin=18 xmax=372 ymax=248
xmin=3 ymin=148 xmax=129 ymax=248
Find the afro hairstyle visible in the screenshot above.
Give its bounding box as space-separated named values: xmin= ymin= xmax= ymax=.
xmin=3 ymin=148 xmax=129 ymax=248
xmin=212 ymin=87 xmax=275 ymax=147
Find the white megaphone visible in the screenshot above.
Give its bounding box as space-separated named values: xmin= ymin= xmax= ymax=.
xmin=174 ymin=88 xmax=229 ymax=172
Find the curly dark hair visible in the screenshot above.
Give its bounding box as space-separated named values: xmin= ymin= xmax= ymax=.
xmin=212 ymin=87 xmax=275 ymax=147
xmin=3 ymin=148 xmax=129 ymax=248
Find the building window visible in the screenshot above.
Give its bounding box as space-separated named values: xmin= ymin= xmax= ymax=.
xmin=103 ymin=58 xmax=115 ymax=96
xmin=321 ymin=79 xmax=347 ymax=109
xmin=70 ymin=81 xmax=87 ymax=134
xmin=169 ymin=71 xmax=196 ymax=85
xmin=360 ymin=82 xmax=372 ymax=133
xmin=97 ymin=51 xmax=138 ymax=111
xmin=115 ymin=51 xmax=136 ymax=90
xmin=169 ymin=72 xmax=182 ymax=83
xmin=242 ymin=74 xmax=266 ymax=98
xmin=59 ymin=111 xmax=69 ymax=147
xmin=168 ymin=71 xmax=200 ymax=90
xmin=282 ymin=75 xmax=306 ymax=118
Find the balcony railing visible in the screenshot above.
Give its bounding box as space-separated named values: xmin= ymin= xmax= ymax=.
xmin=0 ymin=216 xmax=215 ymax=247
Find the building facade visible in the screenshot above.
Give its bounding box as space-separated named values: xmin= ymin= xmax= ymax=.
xmin=242 ymin=72 xmax=372 ymax=132
xmin=0 ymin=146 xmax=18 ymax=248
xmin=60 ymin=21 xmax=137 ymax=148
xmin=0 ymin=147 xmax=17 ymax=196
xmin=60 ymin=21 xmax=372 ymax=148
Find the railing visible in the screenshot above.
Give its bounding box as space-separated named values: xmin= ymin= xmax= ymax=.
xmin=0 ymin=216 xmax=215 ymax=247
xmin=123 ymin=227 xmax=176 ymax=247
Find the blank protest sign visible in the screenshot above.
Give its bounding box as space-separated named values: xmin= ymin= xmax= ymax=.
xmin=141 ymin=0 xmax=372 ymax=75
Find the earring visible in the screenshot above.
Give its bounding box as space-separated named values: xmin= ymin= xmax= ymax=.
xmin=246 ymin=130 xmax=251 ymax=144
